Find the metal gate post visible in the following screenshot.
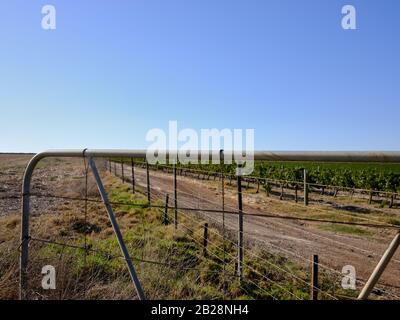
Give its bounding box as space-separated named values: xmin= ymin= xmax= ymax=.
xmin=358 ymin=231 xmax=400 ymax=299
xmin=237 ymin=173 xmax=244 ymax=282
xmin=89 ymin=158 xmax=146 ymax=300
xmin=20 ymin=170 xmax=32 ymax=300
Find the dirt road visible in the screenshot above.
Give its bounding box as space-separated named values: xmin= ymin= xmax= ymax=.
xmin=114 ymin=162 xmax=400 ymax=297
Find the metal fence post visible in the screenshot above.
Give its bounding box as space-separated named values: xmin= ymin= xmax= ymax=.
xmin=311 ymin=254 xmax=318 ymax=300
xmin=146 ymin=161 xmax=151 ymax=204
xmin=163 ymin=194 xmax=169 ymax=225
xmin=131 ymin=158 xmax=135 ymax=194
xmin=390 ymin=193 xmax=394 ymax=208
xmin=173 ymin=163 xmax=178 ymax=229
xmin=203 ymin=222 xmax=209 ymax=257
xmin=304 ymin=169 xmax=309 ymax=206
xmin=121 ymin=159 xmax=124 ymax=183
xmin=220 ymin=150 xmax=228 ymax=295
xmin=237 ymin=173 xmax=244 ymax=283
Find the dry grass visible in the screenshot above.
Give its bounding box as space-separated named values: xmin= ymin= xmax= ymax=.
xmin=0 ymin=164 xmax=353 ymax=300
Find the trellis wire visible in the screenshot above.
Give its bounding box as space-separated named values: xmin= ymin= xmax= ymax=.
xmin=129 ymin=160 xmax=400 ymax=199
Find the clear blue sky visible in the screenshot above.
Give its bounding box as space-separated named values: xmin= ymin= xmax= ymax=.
xmin=0 ymin=0 xmax=399 ymax=152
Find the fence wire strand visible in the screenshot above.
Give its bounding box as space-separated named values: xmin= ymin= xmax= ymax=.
xmin=4 ymin=158 xmax=400 ymax=300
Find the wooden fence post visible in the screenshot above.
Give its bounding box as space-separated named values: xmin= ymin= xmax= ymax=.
xmin=304 ymin=169 xmax=309 ymax=206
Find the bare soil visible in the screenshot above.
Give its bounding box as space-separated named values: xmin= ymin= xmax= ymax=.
xmin=115 ymin=162 xmax=400 ymax=298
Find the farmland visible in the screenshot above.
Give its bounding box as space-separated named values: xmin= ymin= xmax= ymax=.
xmin=1 ymin=154 xmax=400 ymax=300
xmin=166 ymin=161 xmax=400 ymax=209
xmin=180 ymin=161 xmax=400 ymax=194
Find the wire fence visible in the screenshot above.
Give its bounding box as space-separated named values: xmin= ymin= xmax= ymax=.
xmin=129 ymin=161 xmax=400 ymax=207
xmin=1 ymin=156 xmax=400 ymax=300
xmin=105 ymin=159 xmax=400 ymax=300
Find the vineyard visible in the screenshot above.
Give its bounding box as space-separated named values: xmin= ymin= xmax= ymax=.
xmin=163 ymin=161 xmax=400 ymax=208
xmin=177 ymin=162 xmax=400 ymax=193
xmin=2 ymin=151 xmax=400 ymax=301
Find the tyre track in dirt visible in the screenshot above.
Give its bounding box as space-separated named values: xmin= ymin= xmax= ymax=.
xmin=111 ymin=162 xmax=400 ymax=296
